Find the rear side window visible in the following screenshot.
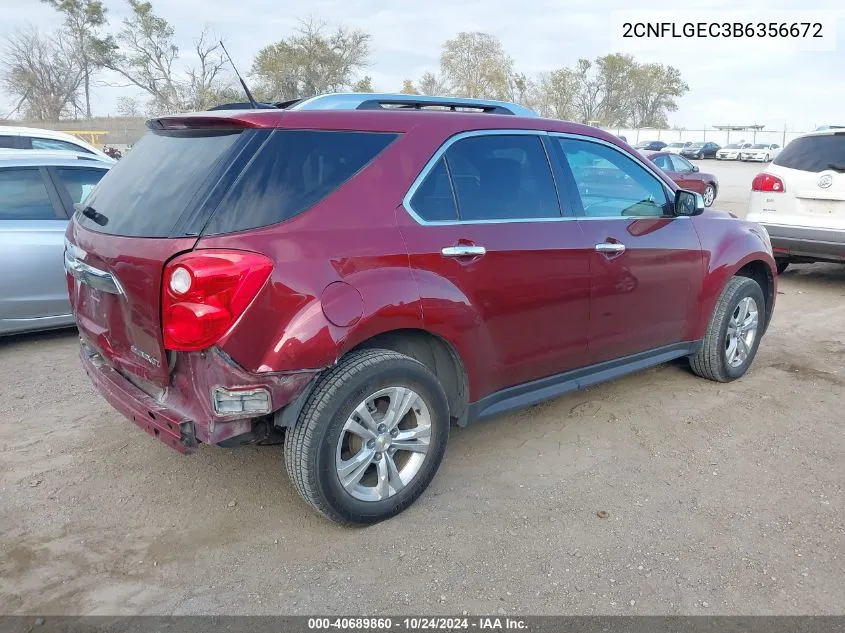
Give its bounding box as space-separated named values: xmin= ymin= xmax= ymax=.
xmin=31 ymin=137 xmax=93 ymax=154
xmin=0 ymin=169 xmax=60 ymax=220
xmin=77 ymin=129 xmax=243 ymax=236
xmin=409 ymin=158 xmax=457 ymax=221
xmin=0 ymin=135 xmax=18 ymax=149
xmin=203 ymin=130 xmax=398 ymax=235
xmin=53 ymin=167 xmax=108 ymax=205
xmin=774 ymin=134 xmax=845 ymax=173
xmin=443 ymin=134 xmax=560 ymax=221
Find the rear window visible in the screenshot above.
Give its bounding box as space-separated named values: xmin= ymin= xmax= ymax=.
xmin=202 ymin=130 xmax=398 ymax=235
xmin=76 ymin=129 xmax=243 ymax=236
xmin=773 ymin=133 xmax=845 ymax=173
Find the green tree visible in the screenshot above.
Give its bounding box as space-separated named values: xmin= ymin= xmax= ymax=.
xmin=535 ymin=68 xmax=578 ymax=120
xmin=594 ymin=53 xmax=635 ymax=126
xmin=627 ymin=63 xmax=689 ymax=128
xmin=352 ymin=75 xmax=374 ymax=92
xmin=41 ymin=0 xmax=112 ymax=118
xmin=399 ymin=79 xmax=418 ymax=94
xmin=251 ymin=19 xmax=370 ymax=100
xmin=439 ymin=32 xmax=512 ymax=99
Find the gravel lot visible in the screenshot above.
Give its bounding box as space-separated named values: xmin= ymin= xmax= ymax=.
xmin=1 ymin=160 xmax=843 ymax=616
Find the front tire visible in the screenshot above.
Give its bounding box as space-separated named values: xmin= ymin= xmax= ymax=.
xmin=284 ymin=349 xmax=450 ymax=525
xmin=690 ymin=276 xmax=765 ymax=382
xmin=703 ymin=184 xmax=716 ymax=207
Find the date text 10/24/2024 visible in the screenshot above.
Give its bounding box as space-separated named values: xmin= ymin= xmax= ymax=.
xmin=308 ymin=617 xmax=527 ymax=630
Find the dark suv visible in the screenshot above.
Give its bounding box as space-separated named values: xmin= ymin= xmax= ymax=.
xmin=65 ymin=93 xmax=777 ymax=524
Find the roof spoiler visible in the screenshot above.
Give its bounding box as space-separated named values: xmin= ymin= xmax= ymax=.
xmin=207 ymin=98 xmax=302 ymax=111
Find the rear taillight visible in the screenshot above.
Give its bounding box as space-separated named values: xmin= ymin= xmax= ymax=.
xmin=162 ymin=250 xmax=273 ymax=352
xmin=752 ymin=173 xmax=785 ymax=192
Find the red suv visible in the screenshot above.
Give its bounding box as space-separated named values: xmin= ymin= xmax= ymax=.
xmin=65 ymin=94 xmax=777 ymax=524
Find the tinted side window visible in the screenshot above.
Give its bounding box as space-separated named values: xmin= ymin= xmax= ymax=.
xmin=670 ymin=155 xmax=693 ymax=172
xmin=651 ymin=154 xmax=672 ymax=171
xmin=53 ymin=167 xmax=109 ymax=205
xmin=0 ymin=169 xmax=60 ymax=220
xmin=0 ymin=135 xmax=18 ymax=149
xmin=31 ymin=137 xmax=92 ymax=153
xmin=410 ymin=157 xmax=457 ymax=221
xmin=557 ymin=138 xmax=669 ymax=218
xmin=774 ymin=134 xmax=845 ymax=172
xmin=444 ymin=134 xmax=560 ymax=221
xmin=204 ymin=130 xmax=398 ymax=235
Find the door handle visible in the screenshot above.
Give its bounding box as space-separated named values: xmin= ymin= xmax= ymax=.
xmin=595 ymin=242 xmax=626 ymax=254
xmin=441 ymin=245 xmax=487 ymax=258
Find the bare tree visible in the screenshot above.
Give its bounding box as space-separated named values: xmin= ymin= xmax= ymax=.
xmin=418 ymin=71 xmax=449 ymax=96
xmin=103 ymin=0 xmax=232 ymax=113
xmin=41 ymin=0 xmax=112 ymax=119
xmin=251 ymin=18 xmax=371 ymax=100
xmin=116 ymin=95 xmax=141 ymax=117
xmin=439 ymin=32 xmax=513 ymax=99
xmin=1 ymin=27 xmax=85 ymax=120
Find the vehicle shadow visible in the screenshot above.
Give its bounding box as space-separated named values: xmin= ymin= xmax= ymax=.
xmin=0 ymin=326 xmax=78 ymax=352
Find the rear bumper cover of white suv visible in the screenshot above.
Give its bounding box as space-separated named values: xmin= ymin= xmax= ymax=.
xmin=762 ymin=223 xmax=845 ymax=262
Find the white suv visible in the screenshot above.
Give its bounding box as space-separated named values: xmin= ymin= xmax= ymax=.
xmin=746 ymin=128 xmax=845 ymax=273
xmin=0 ymin=126 xmax=114 ymax=162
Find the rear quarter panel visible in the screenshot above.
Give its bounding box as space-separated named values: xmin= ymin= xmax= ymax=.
xmin=688 ymin=212 xmax=777 ymax=340
xmin=198 ymin=131 xmax=433 ymax=374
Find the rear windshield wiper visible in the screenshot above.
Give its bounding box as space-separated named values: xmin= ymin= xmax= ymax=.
xmin=826 ymin=163 xmax=845 ymax=173
xmin=75 ymin=203 xmax=109 ymax=226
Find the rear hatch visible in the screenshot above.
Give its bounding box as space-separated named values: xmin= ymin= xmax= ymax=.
xmin=770 ymin=131 xmax=845 ymax=225
xmin=66 ymin=119 xmax=263 ymax=386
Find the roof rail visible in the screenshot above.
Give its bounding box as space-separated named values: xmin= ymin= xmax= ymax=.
xmin=288 ymin=93 xmax=537 ymax=117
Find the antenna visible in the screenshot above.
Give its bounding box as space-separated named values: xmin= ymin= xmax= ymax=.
xmin=219 ymin=40 xmax=259 ymax=109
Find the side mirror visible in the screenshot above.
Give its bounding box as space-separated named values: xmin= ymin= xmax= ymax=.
xmin=674 ymin=189 xmax=704 ymax=216
xmin=691 ymin=165 xmax=699 ymax=173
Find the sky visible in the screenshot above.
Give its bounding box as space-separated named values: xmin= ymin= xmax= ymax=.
xmin=2 ymin=0 xmax=844 ymax=130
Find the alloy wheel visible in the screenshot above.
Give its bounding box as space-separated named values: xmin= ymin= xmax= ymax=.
xmin=725 ymin=297 xmax=759 ymax=368
xmin=335 ymin=386 xmax=432 ymax=502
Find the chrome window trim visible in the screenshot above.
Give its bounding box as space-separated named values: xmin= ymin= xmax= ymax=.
xmin=402 ymin=129 xmax=684 ymax=226
xmin=403 ymin=129 xmax=568 ymax=226
xmin=549 ymin=132 xmax=677 ymax=206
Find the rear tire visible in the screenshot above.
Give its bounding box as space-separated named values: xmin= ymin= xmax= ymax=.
xmin=776 ymin=260 xmax=790 ymax=275
xmin=690 ymin=276 xmax=765 ymax=382
xmin=284 ymin=349 xmax=450 ymax=525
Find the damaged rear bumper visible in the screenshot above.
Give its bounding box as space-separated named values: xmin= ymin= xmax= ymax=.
xmin=79 ymin=341 xmax=317 ymax=453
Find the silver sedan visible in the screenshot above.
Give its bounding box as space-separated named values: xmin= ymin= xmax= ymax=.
xmin=0 ymin=153 xmax=111 ymax=335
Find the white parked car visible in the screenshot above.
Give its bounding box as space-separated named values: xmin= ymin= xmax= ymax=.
xmin=664 ymin=141 xmax=691 ymax=154
xmin=746 ymin=128 xmax=845 ymax=273
xmin=741 ymin=143 xmax=781 ymax=162
xmin=0 ymin=126 xmax=114 ymax=163
xmin=715 ymin=143 xmax=753 ymax=160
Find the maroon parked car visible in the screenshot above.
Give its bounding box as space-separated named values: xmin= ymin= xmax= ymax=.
xmin=645 ymin=151 xmax=719 ymax=207
xmin=65 ymin=94 xmax=776 ymax=524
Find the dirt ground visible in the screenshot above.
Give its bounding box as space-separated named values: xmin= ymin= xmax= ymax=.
xmin=1 ymin=161 xmax=843 ymax=616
